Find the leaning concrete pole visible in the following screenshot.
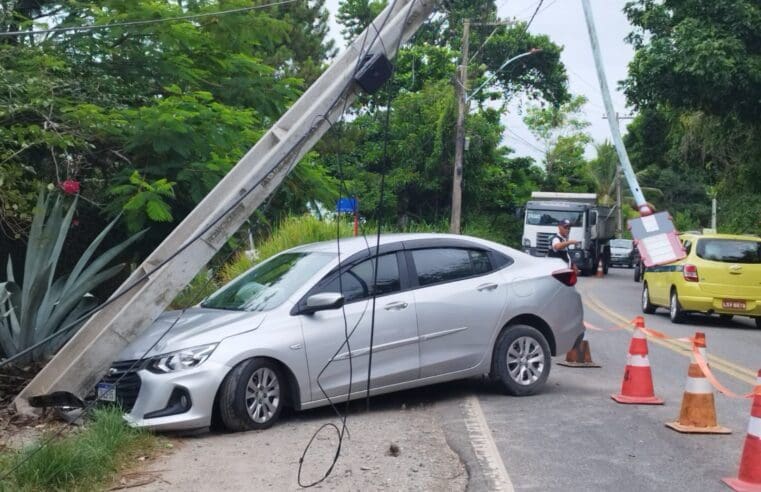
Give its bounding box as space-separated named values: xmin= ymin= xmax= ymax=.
xmin=16 ymin=0 xmax=436 ymax=413
xmin=580 ymin=0 xmax=651 ymax=216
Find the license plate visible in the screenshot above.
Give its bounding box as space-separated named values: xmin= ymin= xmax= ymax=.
xmin=722 ymin=299 xmax=746 ymax=310
xmin=97 ymin=383 xmax=116 ymax=402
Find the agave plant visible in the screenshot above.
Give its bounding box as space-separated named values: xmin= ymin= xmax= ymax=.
xmin=0 ymin=191 xmax=144 ymax=364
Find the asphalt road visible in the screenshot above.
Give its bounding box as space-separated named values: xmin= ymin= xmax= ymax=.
xmin=456 ymin=267 xmax=760 ymax=492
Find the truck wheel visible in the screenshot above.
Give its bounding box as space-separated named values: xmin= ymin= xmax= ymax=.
xmin=602 ymin=258 xmax=609 ymax=275
xmin=633 ymin=263 xmax=641 ymax=283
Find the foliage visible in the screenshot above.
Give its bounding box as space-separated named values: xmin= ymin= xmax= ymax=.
xmin=523 ymin=95 xmax=593 ymax=191
xmin=0 ymin=192 xmax=143 ymax=363
xmin=0 ymin=407 xmax=160 ymax=492
xmin=623 ymin=0 xmax=761 ymax=233
xmin=0 ymin=0 xmax=336 ymax=259
xmin=624 ymin=0 xmax=760 ymax=122
xmin=107 ymin=172 xmax=175 ymax=234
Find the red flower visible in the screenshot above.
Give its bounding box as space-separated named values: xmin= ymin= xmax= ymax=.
xmin=59 ymin=179 xmax=80 ymax=195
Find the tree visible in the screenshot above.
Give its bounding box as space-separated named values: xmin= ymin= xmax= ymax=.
xmin=624 ymin=0 xmax=760 ymax=122
xmin=622 ymin=1 xmax=761 ymax=232
xmin=0 ymin=0 xmax=337 ymax=256
xmin=523 ymin=95 xmax=592 ymax=191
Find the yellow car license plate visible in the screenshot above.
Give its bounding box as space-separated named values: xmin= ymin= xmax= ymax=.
xmin=722 ymin=299 xmax=746 ymax=310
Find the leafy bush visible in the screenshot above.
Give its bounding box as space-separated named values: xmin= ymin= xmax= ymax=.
xmin=0 ymin=192 xmax=143 ymax=363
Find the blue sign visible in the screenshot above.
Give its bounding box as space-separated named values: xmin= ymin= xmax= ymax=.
xmin=336 ymin=197 xmax=358 ymax=213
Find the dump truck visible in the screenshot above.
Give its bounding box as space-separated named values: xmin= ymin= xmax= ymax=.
xmin=521 ymin=192 xmax=616 ymax=275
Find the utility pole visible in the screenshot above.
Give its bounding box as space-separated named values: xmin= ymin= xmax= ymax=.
xmin=450 ymin=18 xmax=470 ymax=234
xmin=581 ymin=0 xmax=651 ymax=215
xmin=602 ymin=113 xmax=634 ymax=235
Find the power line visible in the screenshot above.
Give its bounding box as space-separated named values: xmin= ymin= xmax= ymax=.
xmin=0 ymin=0 xmax=298 ymax=37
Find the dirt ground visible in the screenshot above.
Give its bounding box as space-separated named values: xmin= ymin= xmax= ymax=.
xmin=129 ymin=403 xmax=467 ymax=491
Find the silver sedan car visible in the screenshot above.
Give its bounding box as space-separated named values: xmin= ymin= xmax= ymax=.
xmin=98 ymin=233 xmax=584 ymax=431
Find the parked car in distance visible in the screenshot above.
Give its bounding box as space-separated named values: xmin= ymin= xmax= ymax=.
xmin=98 ymin=234 xmax=584 ymax=432
xmin=609 ymin=238 xmax=639 ymax=268
xmin=641 ymin=233 xmax=761 ymax=327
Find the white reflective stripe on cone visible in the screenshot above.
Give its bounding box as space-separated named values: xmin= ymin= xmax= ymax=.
xmin=633 ymin=329 xmax=646 ymax=339
xmin=748 ymin=416 xmax=761 ymax=438
xmin=690 ymin=346 xmax=707 ymax=364
xmin=685 ymin=376 xmax=712 ymax=394
xmin=626 ymin=354 xmax=651 ymax=367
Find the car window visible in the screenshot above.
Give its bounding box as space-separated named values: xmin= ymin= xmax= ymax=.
xmin=412 ymin=248 xmax=493 ymax=286
xmin=610 ymin=239 xmax=633 ymax=248
xmin=681 ymin=240 xmax=692 ymax=255
xmin=202 ymin=252 xmax=335 ymax=311
xmin=696 ymin=239 xmax=761 ymax=264
xmin=525 ymin=209 xmax=583 ymax=227
xmin=318 ymin=253 xmax=401 ymax=303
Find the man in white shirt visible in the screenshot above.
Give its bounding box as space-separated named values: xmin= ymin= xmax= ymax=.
xmin=547 ymin=219 xmax=580 ymax=269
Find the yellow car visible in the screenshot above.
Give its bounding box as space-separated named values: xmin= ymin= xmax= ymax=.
xmin=641 ymin=233 xmax=761 ymax=327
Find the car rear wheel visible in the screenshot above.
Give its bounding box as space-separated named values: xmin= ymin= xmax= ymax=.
xmin=218 ymin=358 xmax=284 ymax=431
xmin=492 ymin=325 xmax=551 ymax=396
xmin=755 ymin=317 xmax=761 ymax=330
xmin=669 ymin=290 xmax=686 ymax=324
xmin=642 ymin=284 xmax=656 ymax=314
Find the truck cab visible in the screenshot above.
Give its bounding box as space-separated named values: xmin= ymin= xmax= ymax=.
xmin=521 ymin=192 xmax=614 ymax=276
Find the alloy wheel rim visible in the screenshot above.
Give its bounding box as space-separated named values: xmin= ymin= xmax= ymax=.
xmin=642 ymin=287 xmax=648 ymax=310
xmin=506 ymin=336 xmax=545 ymax=386
xmin=670 ymin=294 xmax=677 ymax=318
xmin=245 ymin=367 xmax=280 ymax=423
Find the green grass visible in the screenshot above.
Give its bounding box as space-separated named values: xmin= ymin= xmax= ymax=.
xmin=218 ymin=214 xmax=353 ymax=284
xmin=0 ymin=407 xmax=160 ymax=492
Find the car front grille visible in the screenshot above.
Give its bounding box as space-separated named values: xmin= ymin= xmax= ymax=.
xmin=535 ymin=232 xmax=555 ymax=255
xmin=100 ymin=360 xmax=142 ymax=412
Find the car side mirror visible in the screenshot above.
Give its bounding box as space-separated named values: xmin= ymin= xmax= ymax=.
xmin=302 ymin=292 xmax=345 ymax=314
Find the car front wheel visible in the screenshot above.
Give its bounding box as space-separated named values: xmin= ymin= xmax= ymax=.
xmin=669 ymin=290 xmax=686 ymax=324
xmin=218 ymin=358 xmax=284 ymax=432
xmin=492 ymin=325 xmax=551 ymax=396
xmin=642 ymin=284 xmax=656 ymax=314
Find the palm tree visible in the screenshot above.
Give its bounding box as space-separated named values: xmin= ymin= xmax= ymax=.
xmin=589 ymin=141 xmax=662 ymax=207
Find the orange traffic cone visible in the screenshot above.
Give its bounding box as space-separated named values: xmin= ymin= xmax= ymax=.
xmin=666 ymin=332 xmax=730 ymax=434
xmin=611 ymin=316 xmax=664 ymax=405
xmin=722 ymin=370 xmax=761 ymax=491
xmin=595 ymin=258 xmax=604 ymax=278
xmin=558 ymin=331 xmax=601 ymax=368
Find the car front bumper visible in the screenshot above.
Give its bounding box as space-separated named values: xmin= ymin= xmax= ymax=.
xmin=122 ymin=360 xmax=231 ymax=431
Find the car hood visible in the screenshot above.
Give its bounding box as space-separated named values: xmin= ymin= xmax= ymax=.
xmin=115 ymin=308 xmax=266 ymax=361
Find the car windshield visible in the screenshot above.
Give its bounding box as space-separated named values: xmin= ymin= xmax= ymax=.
xmin=696 ymin=239 xmax=761 ymax=264
xmin=525 ymin=209 xmax=583 ymax=227
xmin=610 ymin=239 xmax=633 ymax=248
xmin=202 ymin=252 xmax=335 ymax=311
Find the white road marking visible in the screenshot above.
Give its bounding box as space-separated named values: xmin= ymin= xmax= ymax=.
xmin=462 ymin=395 xmax=515 ymax=492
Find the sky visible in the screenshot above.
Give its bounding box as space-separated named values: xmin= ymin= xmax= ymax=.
xmin=322 ymin=0 xmax=636 ymax=164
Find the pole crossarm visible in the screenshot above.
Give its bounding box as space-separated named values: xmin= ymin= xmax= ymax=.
xmin=15 ymin=0 xmax=436 ymax=412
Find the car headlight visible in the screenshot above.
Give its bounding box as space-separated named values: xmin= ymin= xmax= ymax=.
xmin=147 ymin=344 xmax=217 ymax=374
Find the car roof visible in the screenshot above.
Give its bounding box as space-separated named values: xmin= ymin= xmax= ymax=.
xmin=284 ymin=233 xmax=502 ymax=257
xmin=681 ymin=233 xmax=761 ymax=242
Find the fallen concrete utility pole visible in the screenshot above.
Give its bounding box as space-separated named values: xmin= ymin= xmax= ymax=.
xmin=16 ymin=0 xmax=436 ymax=413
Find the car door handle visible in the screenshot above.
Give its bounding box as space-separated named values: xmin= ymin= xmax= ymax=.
xmin=384 ymin=301 xmax=408 ymax=311
xmin=477 ymin=283 xmax=498 ymax=292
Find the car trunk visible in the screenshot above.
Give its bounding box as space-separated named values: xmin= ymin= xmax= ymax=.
xmin=695 ymin=238 xmax=761 ymax=299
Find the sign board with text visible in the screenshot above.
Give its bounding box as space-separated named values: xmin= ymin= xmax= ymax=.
xmin=628 ymin=211 xmax=686 ymax=267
